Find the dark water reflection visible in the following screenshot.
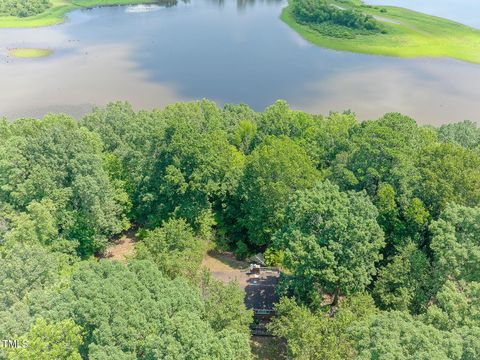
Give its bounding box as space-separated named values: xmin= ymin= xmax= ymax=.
xmin=0 ymin=0 xmax=479 ymax=124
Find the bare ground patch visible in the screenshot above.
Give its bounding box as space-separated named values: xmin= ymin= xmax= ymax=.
xmin=103 ymin=229 xmax=138 ymax=262
xmin=201 ymin=250 xmax=250 ymax=288
xmin=251 ymin=336 xmax=287 ymax=360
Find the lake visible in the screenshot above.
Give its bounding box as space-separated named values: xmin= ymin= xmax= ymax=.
xmin=1 ymin=0 xmax=480 ymax=124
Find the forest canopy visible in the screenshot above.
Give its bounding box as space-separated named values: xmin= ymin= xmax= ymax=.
xmin=1 ymin=100 xmax=480 ymax=359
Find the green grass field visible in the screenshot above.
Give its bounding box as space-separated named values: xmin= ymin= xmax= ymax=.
xmin=282 ymin=0 xmax=480 ymax=64
xmin=0 ymin=0 xmax=157 ymax=27
xmin=8 ymin=48 xmax=53 ymax=57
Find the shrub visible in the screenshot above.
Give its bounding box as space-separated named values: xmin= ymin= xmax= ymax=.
xmin=290 ymin=0 xmax=384 ymax=38
xmin=0 ymin=0 xmax=51 ymax=17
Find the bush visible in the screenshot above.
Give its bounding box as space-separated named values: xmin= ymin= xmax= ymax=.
xmin=135 ymin=218 xmax=205 ymax=280
xmin=0 ymin=0 xmax=51 ymax=17
xmin=234 ymin=240 xmax=249 ymax=259
xmin=264 ymin=247 xmax=284 ymax=266
xmin=290 ymin=0 xmax=384 ymax=38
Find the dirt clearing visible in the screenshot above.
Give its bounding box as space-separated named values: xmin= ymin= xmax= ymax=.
xmin=103 ymin=229 xmax=137 ymax=261
xmin=201 ymin=250 xmax=250 ymax=288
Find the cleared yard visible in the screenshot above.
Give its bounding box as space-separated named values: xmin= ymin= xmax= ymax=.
xmin=201 ymin=250 xmax=250 ymax=287
xmin=202 ymin=250 xmax=280 ymax=310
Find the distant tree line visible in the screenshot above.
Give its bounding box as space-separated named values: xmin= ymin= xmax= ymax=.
xmin=1 ymin=101 xmax=480 ymax=358
xmin=290 ymin=0 xmax=384 ymax=38
xmin=0 ymin=0 xmax=50 ymax=17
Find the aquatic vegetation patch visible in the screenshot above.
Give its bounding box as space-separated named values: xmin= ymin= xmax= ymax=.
xmin=8 ymin=48 xmax=53 ymax=58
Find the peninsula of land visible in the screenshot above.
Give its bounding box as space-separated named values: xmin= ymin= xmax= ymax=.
xmin=282 ymin=0 xmax=480 ymax=64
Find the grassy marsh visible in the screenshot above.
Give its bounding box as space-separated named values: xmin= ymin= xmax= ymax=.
xmin=282 ymin=0 xmax=480 ymax=64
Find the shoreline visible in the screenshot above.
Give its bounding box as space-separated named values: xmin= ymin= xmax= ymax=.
xmin=280 ymin=1 xmax=480 ymax=64
xmin=0 ymin=0 xmax=158 ymax=28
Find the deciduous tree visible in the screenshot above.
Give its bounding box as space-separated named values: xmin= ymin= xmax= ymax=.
xmin=274 ymin=180 xmax=384 ymax=306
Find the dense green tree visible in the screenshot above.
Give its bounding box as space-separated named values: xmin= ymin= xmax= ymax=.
xmin=438 ymin=120 xmax=480 ymax=149
xmin=0 ymin=0 xmax=50 ymax=17
xmin=198 ymin=270 xmax=253 ymax=334
xmin=274 ymin=180 xmax=384 ymax=306
xmin=423 ymin=280 xmax=480 ymax=331
xmin=373 ymin=242 xmax=432 ymax=313
xmin=269 ymin=297 xmax=350 ymax=360
xmin=336 ymin=113 xmax=434 ymax=194
xmin=221 ymin=103 xmax=259 ymax=143
xmin=416 ymin=143 xmax=480 ymax=216
xmin=0 ymin=302 xmax=32 ymax=358
xmin=0 ymin=114 xmax=129 ymax=256
xmin=254 ymin=101 xmax=317 ymax=145
xmin=44 ymin=260 xmax=251 ymax=359
xmin=254 ymin=101 xmax=356 ymax=169
xmin=0 ymin=242 xmax=68 ymax=308
xmin=401 ymin=197 xmax=430 ymax=244
xmin=138 ymin=101 xmax=245 ymax=234
xmin=81 ymin=102 xmax=155 ymax=156
xmin=332 ymin=113 xmax=434 ymax=255
xmin=373 ymin=183 xmax=400 ymax=250
xmin=430 ymin=204 xmax=480 ymax=283
xmin=81 ymin=102 xmax=162 ymax=216
xmin=0 ymin=243 xmax=72 ymax=360
xmin=269 ymin=293 xmax=376 ymax=360
xmin=141 ymin=311 xmax=251 ymax=360
xmin=231 ymin=120 xmax=257 ymax=154
xmin=4 ymin=199 xmax=58 ymax=246
xmin=135 ymin=218 xmax=205 ymax=280
xmin=8 ymin=318 xmax=83 ymax=360
xmin=238 ymin=136 xmax=319 ymax=249
xmin=290 ymin=0 xmax=383 ymax=38
xmin=349 ymin=311 xmax=464 ymax=360
xmin=456 ymin=326 xmax=480 ymax=360
xmin=310 ymin=111 xmax=357 ymax=169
